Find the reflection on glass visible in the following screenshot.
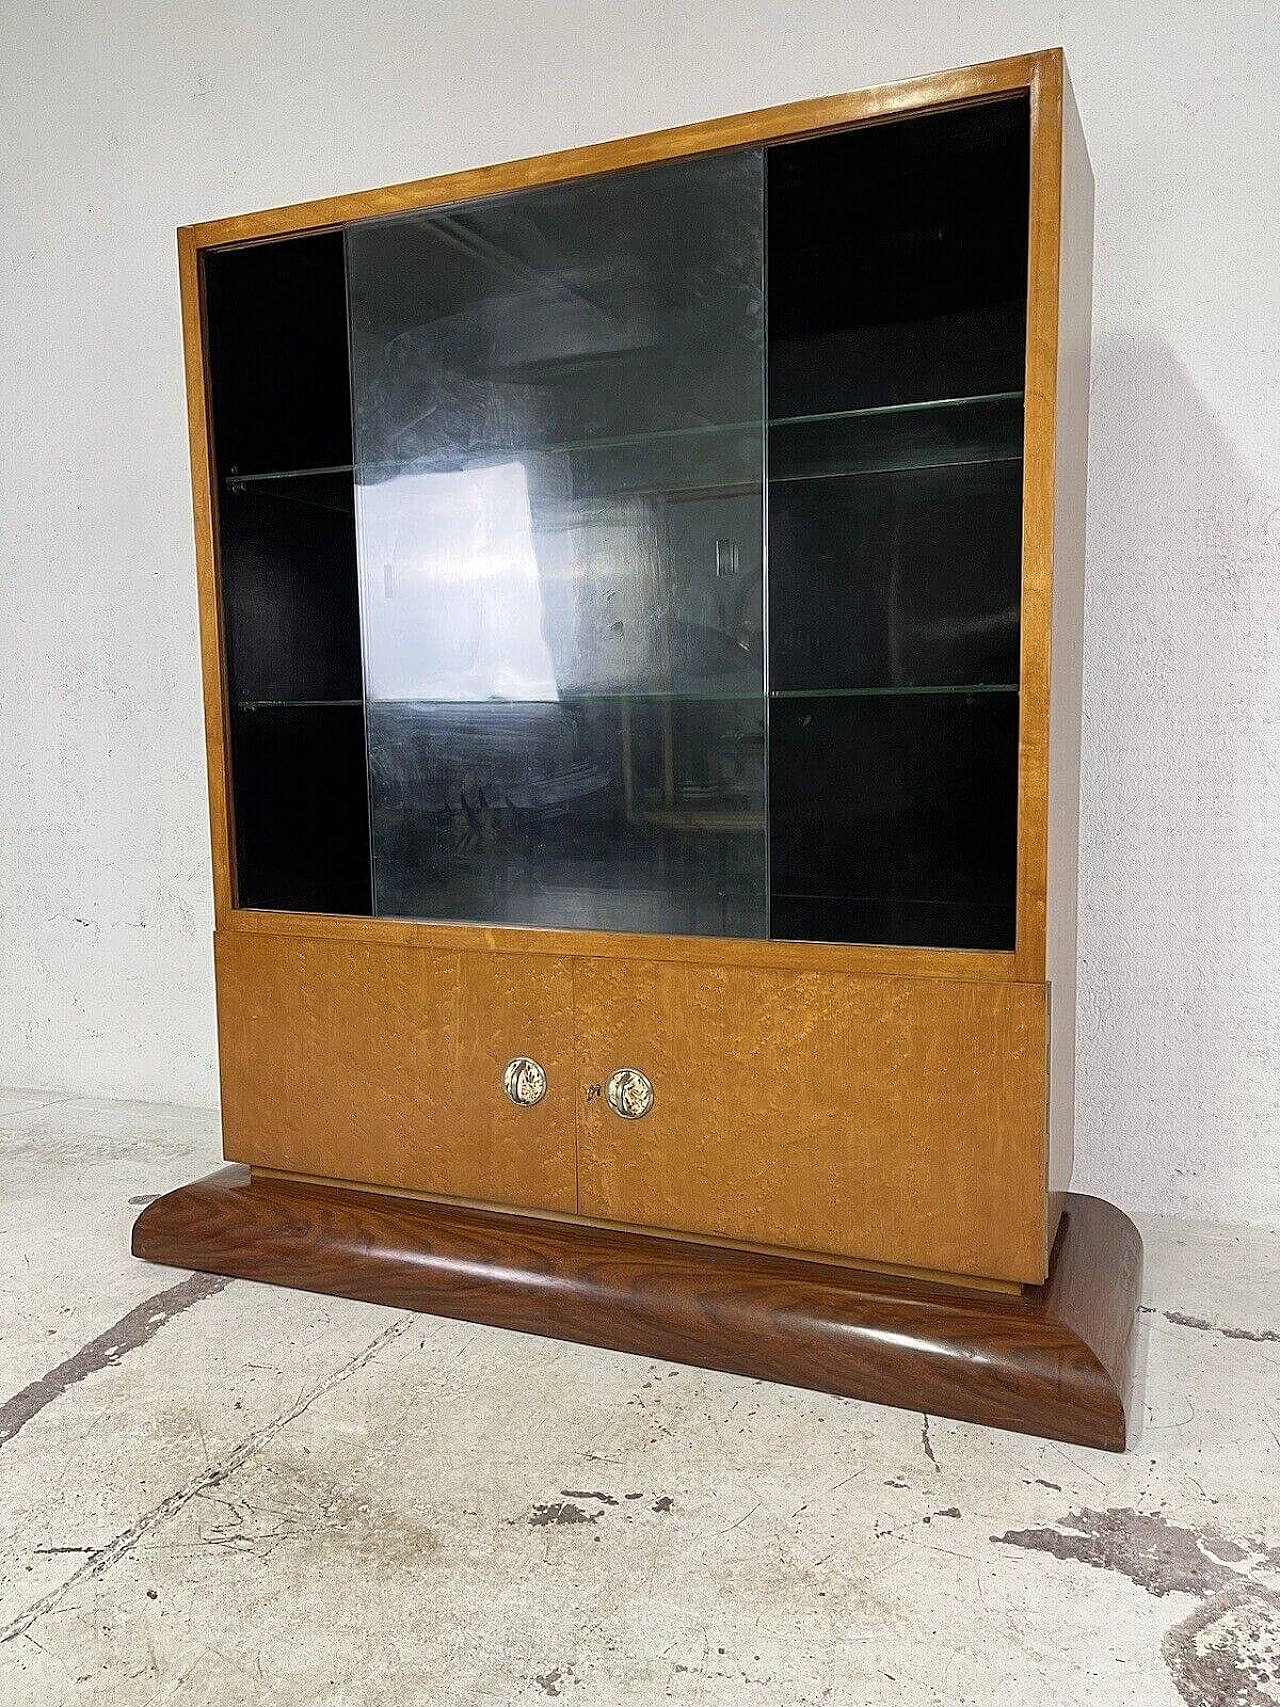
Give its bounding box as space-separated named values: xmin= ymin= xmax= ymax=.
xmin=367 ymin=696 xmax=763 ymax=935
xmin=356 ymin=462 xmax=560 ymax=702
xmin=347 ymin=148 xmax=766 ymax=934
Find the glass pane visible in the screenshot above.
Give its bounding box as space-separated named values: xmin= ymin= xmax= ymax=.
xmin=770 ymin=459 xmax=1023 ymax=692
xmin=769 ymin=692 xmax=1019 ymax=950
xmin=228 ymin=703 xmax=372 ymax=914
xmin=765 ymin=96 xmax=1030 ymax=949
xmin=204 ymin=235 xmax=372 ymax=915
xmin=347 ymin=150 xmax=766 ymax=934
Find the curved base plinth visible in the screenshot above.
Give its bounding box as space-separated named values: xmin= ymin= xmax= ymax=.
xmin=133 ymin=1170 xmax=1142 ymax=1450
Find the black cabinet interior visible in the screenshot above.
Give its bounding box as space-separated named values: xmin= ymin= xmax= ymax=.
xmin=204 ymin=234 xmax=371 ymax=915
xmin=766 ymin=94 xmax=1029 ymax=950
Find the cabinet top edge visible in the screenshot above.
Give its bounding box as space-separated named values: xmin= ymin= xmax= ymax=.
xmin=180 ymin=48 xmax=1064 ymax=251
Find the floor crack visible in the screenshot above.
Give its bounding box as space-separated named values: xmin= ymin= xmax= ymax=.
xmin=0 ymin=1273 xmax=230 ymax=1450
xmin=922 ymin=1414 xmax=941 ymax=1471
xmin=0 ymin=1315 xmax=413 ymax=1646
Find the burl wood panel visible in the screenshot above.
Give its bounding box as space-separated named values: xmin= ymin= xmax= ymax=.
xmin=214 ymin=931 xmax=577 ymax=1212
xmin=133 ymin=1172 xmax=1141 ymax=1451
xmin=576 ymin=960 xmax=1049 ymax=1283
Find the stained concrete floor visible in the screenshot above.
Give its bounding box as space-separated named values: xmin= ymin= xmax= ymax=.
xmin=1 ymin=1089 xmax=1278 ymax=1706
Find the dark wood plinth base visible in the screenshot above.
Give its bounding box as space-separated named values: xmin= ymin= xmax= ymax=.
xmin=133 ymin=1168 xmax=1142 ymax=1450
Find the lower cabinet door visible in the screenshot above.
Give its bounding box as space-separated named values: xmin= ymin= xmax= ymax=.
xmin=215 ymin=930 xmax=577 ymax=1213
xmin=574 ymin=956 xmax=1049 ymax=1284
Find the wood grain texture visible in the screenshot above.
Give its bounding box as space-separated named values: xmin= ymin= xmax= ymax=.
xmin=218 ymin=908 xmax=1017 ymax=984
xmin=179 ymin=226 xmax=236 ymax=927
xmin=214 ymin=933 xmax=1048 ymax=1280
xmin=252 ymin=1164 xmax=1023 ymax=1294
xmin=1044 ymin=60 xmax=1094 ymax=1247
xmin=1012 ymin=45 xmax=1062 ymax=983
xmin=214 ymin=931 xmax=577 ymax=1212
xmin=575 ymin=959 xmax=1050 ymax=1283
xmin=133 ymin=1171 xmax=1142 ymax=1451
xmin=186 ymin=53 xmax=1052 ymax=248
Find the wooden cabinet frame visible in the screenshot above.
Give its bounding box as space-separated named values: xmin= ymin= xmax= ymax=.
xmin=181 ymin=48 xmax=1084 ymax=994
xmin=141 ymin=50 xmax=1141 ymax=1449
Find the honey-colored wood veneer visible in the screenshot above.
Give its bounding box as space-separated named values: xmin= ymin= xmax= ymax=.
xmin=215 ymin=932 xmax=577 ymax=1213
xmin=576 ymin=958 xmax=1049 ymax=1283
xmin=1044 ymin=62 xmax=1094 ymax=1245
xmin=216 ymin=931 xmax=1050 ymax=1284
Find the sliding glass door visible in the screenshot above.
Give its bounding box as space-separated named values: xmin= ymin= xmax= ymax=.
xmin=203 ymin=95 xmax=1028 ymax=950
xmin=345 ymin=149 xmax=767 ymax=936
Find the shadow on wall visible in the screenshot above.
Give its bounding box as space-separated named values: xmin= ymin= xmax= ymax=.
xmin=1073 ymin=333 xmax=1280 ymax=1226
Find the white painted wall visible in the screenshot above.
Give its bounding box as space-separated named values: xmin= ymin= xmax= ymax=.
xmin=2 ymin=2 xmax=1277 ymax=1227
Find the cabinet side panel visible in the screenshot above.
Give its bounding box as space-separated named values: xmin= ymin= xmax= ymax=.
xmin=1046 ymin=66 xmax=1094 ymax=1246
xmin=214 ymin=931 xmax=577 ymax=1212
xmin=179 ymin=229 xmax=235 ymax=924
xmin=577 ymin=962 xmax=1049 ymax=1282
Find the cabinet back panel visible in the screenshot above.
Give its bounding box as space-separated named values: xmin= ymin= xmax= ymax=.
xmin=215 ymin=931 xmax=577 ymax=1212
xmin=576 ymin=958 xmax=1048 ymax=1281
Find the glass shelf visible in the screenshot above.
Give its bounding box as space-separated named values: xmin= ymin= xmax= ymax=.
xmin=771 ymin=683 xmax=1016 ymax=700
xmin=225 ymin=462 xmax=354 ymax=485
xmin=770 ymin=391 xmax=1023 ymax=484
xmin=235 ymin=699 xmax=363 ymax=711
xmin=236 ymin=694 xmax=759 ymax=709
xmin=219 ymin=391 xmax=1024 ymax=487
xmin=235 ymin=686 xmax=1017 ymax=712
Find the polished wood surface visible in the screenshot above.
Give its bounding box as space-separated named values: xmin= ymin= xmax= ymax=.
xmin=217 ymin=931 xmax=1050 ymax=1281
xmin=133 ymin=1171 xmax=1142 ymax=1451
xmin=178 ymin=225 xmax=236 ymax=933
xmin=1012 ymin=46 xmax=1062 ymax=983
xmin=217 ymin=908 xmax=1018 ymax=985
xmin=1044 ymin=62 xmax=1094 ymax=1241
xmin=215 ymin=931 xmax=577 ymax=1213
xmin=576 ymin=959 xmax=1049 ymax=1282
xmin=253 ymin=1164 xmax=1023 ymax=1294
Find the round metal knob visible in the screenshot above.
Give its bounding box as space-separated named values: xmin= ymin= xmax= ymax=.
xmin=503 ymin=1057 xmax=547 ymax=1107
xmin=605 ymin=1068 xmax=653 ymax=1120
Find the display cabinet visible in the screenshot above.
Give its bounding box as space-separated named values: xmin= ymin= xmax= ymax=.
xmin=136 ymin=50 xmax=1142 ymax=1449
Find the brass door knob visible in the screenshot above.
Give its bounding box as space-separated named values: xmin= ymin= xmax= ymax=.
xmin=503 ymin=1057 xmax=547 ymax=1106
xmin=605 ymin=1068 xmax=653 ymax=1120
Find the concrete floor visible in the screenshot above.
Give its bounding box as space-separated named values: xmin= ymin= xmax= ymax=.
xmin=1 ymin=1090 xmax=1278 ymax=1706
